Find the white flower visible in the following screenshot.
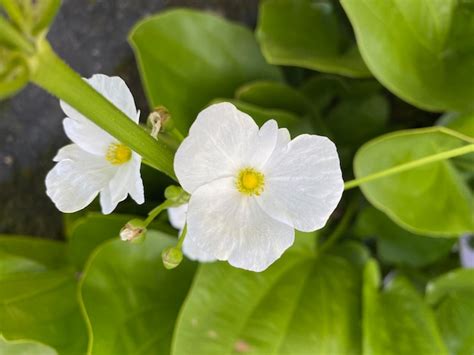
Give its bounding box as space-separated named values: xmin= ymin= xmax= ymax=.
xmin=46 ymin=74 xmax=144 ymax=214
xmin=168 ymin=204 xmax=216 ymax=262
xmin=174 ymin=102 xmax=344 ymax=271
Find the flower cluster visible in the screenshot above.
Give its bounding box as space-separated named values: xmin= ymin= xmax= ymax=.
xmin=46 ymin=75 xmax=343 ymax=272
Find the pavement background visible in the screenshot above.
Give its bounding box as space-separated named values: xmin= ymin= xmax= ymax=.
xmin=0 ymin=0 xmax=258 ymax=238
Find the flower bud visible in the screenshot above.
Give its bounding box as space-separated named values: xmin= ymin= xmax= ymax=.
xmin=162 ymin=246 xmax=183 ymax=269
xmin=147 ymin=106 xmax=171 ymax=138
xmin=120 ymin=219 xmax=147 ymax=243
xmin=165 ymin=185 xmax=190 ymax=205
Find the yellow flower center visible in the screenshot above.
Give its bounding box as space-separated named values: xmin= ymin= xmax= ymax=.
xmin=106 ymin=143 xmax=132 ymax=165
xmin=236 ymin=167 xmax=265 ymax=196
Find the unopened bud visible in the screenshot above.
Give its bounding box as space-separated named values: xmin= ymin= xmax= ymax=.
xmin=148 ymin=106 xmax=171 ymax=138
xmin=165 ymin=185 xmax=190 ymax=205
xmin=120 ymin=219 xmax=147 ymax=243
xmin=162 ymin=246 xmax=183 ymax=269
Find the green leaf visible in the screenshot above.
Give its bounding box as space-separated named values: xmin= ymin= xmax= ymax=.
xmin=363 ymin=260 xmax=447 ymax=355
xmin=68 ymin=213 xmax=137 ymax=270
xmin=354 ymin=207 xmax=455 ymax=267
xmin=80 ymin=231 xmax=196 ymax=355
xmin=172 ymin=244 xmax=364 ymax=355
xmin=438 ymin=112 xmax=474 ymax=138
xmin=256 ymin=0 xmax=370 ymax=77
xmin=0 ymin=236 xmax=88 ymax=355
xmin=426 ymin=269 xmax=474 ymax=355
xmin=354 ymin=127 xmax=474 ymax=236
xmin=129 ymin=9 xmax=282 ymax=133
xmin=341 ymin=0 xmax=474 ymax=112
xmin=0 ymin=47 xmax=29 ymax=99
xmin=235 ymin=80 xmax=310 ymax=116
xmin=0 ymin=336 xmax=57 ymax=355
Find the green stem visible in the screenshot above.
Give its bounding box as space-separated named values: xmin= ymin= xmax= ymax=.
xmin=176 ymin=224 xmax=187 ymax=249
xmin=344 ymin=143 xmax=474 ymax=190
xmin=29 ymin=40 xmax=177 ymax=180
xmin=144 ymin=200 xmax=175 ymax=226
xmin=318 ymin=198 xmax=358 ymax=254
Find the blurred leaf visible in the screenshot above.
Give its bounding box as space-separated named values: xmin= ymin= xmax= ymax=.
xmin=341 ymin=0 xmax=474 ymax=112
xmin=129 ymin=9 xmax=282 ymax=133
xmin=426 ymin=269 xmax=474 ymax=355
xmin=80 ymin=231 xmax=196 ymax=355
xmin=172 ymin=243 xmax=365 ymax=355
xmin=354 ymin=127 xmax=474 ymax=236
xmin=363 ymin=260 xmax=447 ymax=355
xmin=0 ymin=236 xmax=87 ymax=354
xmin=0 ymin=48 xmax=29 ymax=99
xmin=68 ymin=213 xmax=137 ymax=270
xmin=354 ymin=207 xmax=455 ymax=267
xmin=257 ymin=0 xmax=370 ymax=77
xmin=0 ymin=0 xmax=60 ymax=35
xmin=0 ymin=336 xmax=57 ymax=355
xmin=235 ymin=80 xmax=310 ymax=115
xmin=438 ymin=112 xmax=474 ymax=138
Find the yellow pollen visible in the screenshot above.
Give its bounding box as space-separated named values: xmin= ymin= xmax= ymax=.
xmin=106 ymin=143 xmax=132 ymax=165
xmin=236 ymin=167 xmax=265 ymax=196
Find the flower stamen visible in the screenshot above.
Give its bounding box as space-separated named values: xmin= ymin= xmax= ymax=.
xmin=106 ymin=143 xmax=132 ymax=165
xmin=236 ymin=167 xmax=265 ymax=196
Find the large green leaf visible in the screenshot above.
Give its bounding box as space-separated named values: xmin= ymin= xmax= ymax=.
xmin=256 ymin=0 xmax=370 ymax=77
xmin=426 ymin=269 xmax=474 ymax=355
xmin=0 ymin=237 xmax=88 ymax=355
xmin=80 ymin=231 xmax=196 ymax=355
xmin=354 ymin=207 xmax=455 ymax=267
xmin=363 ymin=260 xmax=447 ymax=355
xmin=0 ymin=336 xmax=57 ymax=355
xmin=67 ymin=213 xmax=137 ymax=270
xmin=354 ymin=127 xmax=474 ymax=236
xmin=172 ymin=243 xmax=366 ymax=355
xmin=341 ymin=0 xmax=474 ymax=112
xmin=129 ymin=9 xmax=282 ymax=132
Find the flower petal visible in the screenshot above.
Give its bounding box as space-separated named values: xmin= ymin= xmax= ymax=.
xmin=187 ymin=177 xmax=294 ymax=272
xmin=99 ymin=155 xmax=144 ymax=214
xmin=258 ymin=134 xmax=344 ymax=232
xmin=46 ymin=149 xmax=115 ymax=213
xmin=60 ymin=74 xmax=138 ymax=155
xmin=174 ymin=103 xmax=278 ymax=194
xmin=182 ymin=237 xmax=217 ymax=263
xmin=168 ymin=204 xmax=217 ymax=263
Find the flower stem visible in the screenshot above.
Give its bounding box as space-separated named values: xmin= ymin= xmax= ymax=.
xmin=176 ymin=224 xmax=187 ymax=249
xmin=144 ymin=200 xmax=175 ymax=226
xmin=0 ymin=16 xmax=33 ymax=52
xmin=344 ymin=143 xmax=474 ymax=190
xmin=28 ymin=39 xmax=177 ymax=180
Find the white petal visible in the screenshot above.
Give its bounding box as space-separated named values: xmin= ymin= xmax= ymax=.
xmin=182 ymin=237 xmax=217 ymax=263
xmin=187 ymin=177 xmax=294 ymax=272
xmin=46 ymin=149 xmax=115 ymax=213
xmin=174 ymin=103 xmax=279 ymax=193
xmin=128 ymin=153 xmax=145 ymax=205
xmin=62 ymin=117 xmax=114 ymax=156
xmin=60 ymin=74 xmax=138 ymax=155
xmin=99 ymin=155 xmax=144 ymax=214
xmin=53 ymin=144 xmax=87 ymax=162
xmin=168 ymin=204 xmax=188 ymax=230
xmin=460 ymin=236 xmax=474 ymax=268
xmin=258 ymin=134 xmax=344 ymax=232
xmin=167 ymin=204 xmax=216 ymax=262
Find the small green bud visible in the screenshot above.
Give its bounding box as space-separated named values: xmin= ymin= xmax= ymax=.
xmin=120 ymin=219 xmax=147 ymax=243
xmin=162 ymin=246 xmax=183 ymax=269
xmin=165 ymin=185 xmax=190 ymax=205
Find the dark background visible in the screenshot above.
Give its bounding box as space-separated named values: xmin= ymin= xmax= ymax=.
xmin=0 ymin=0 xmax=258 ymax=238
